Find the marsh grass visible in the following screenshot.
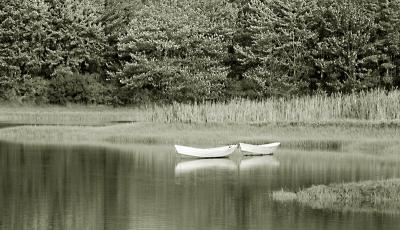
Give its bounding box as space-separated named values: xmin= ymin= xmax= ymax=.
xmin=273 ymin=179 xmax=400 ymax=214
xmin=1 ymin=90 xmax=400 ymax=125
xmin=272 ymin=190 xmax=297 ymax=202
xmin=149 ymin=90 xmax=400 ymax=123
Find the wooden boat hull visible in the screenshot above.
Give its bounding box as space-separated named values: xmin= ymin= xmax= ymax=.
xmin=174 ymin=144 xmax=237 ymax=158
xmin=239 ymin=142 xmax=280 ymax=155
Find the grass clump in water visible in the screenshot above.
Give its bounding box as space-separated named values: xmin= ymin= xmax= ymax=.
xmin=273 ymin=179 xmax=400 ymax=214
xmin=271 ymin=190 xmax=297 ymax=202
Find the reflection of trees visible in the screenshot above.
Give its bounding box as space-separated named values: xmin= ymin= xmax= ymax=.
xmin=0 ymin=142 xmax=107 ymax=230
xmin=0 ymin=142 xmax=185 ymax=230
xmin=3 ymin=142 xmax=400 ymax=230
xmin=173 ymin=159 xmax=239 ymax=230
xmin=172 ymin=156 xmax=280 ymax=230
xmin=0 ymin=141 xmax=282 ymax=230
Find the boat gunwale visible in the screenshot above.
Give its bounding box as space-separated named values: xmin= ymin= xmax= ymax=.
xmin=174 ymin=144 xmax=238 ymax=158
xmin=239 ymin=142 xmax=280 ymax=155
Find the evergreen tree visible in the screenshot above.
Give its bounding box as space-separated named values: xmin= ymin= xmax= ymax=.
xmin=310 ymin=0 xmax=372 ymax=92
xmin=101 ymin=0 xmax=143 ymax=81
xmin=43 ymin=0 xmax=105 ymax=77
xmin=0 ymin=0 xmax=49 ymax=99
xmin=364 ymin=0 xmax=400 ymax=88
xmin=234 ymin=0 xmax=317 ymax=97
xmin=117 ymin=0 xmax=238 ymax=103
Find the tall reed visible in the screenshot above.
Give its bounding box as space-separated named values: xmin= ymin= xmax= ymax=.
xmin=0 ymin=89 xmax=399 ymax=124
xmin=149 ymin=89 xmax=400 ymax=123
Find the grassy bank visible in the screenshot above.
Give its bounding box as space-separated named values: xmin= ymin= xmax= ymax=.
xmin=273 ymin=179 xmax=400 ymax=214
xmin=0 ymin=104 xmax=149 ymax=125
xmin=1 ymin=90 xmax=400 ymax=125
xmin=0 ymin=123 xmax=399 ymax=156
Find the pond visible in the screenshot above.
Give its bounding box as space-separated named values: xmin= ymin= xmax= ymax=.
xmin=1 ymin=141 xmax=400 ymax=230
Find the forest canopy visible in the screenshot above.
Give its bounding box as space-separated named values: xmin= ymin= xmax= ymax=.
xmin=1 ymin=0 xmax=399 ymax=104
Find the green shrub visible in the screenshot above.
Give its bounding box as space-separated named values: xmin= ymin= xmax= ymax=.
xmin=0 ymin=76 xmax=49 ymax=104
xmin=19 ymin=77 xmax=50 ymax=104
xmin=48 ymin=70 xmax=109 ymax=105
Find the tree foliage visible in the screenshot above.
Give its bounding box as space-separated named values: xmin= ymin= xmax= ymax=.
xmin=0 ymin=0 xmax=49 ymax=98
xmin=1 ymin=0 xmax=400 ymax=104
xmin=234 ymin=0 xmax=317 ymax=97
xmin=43 ymin=0 xmax=105 ymax=77
xmin=0 ymin=0 xmax=105 ymax=101
xmin=116 ymin=0 xmax=238 ymax=103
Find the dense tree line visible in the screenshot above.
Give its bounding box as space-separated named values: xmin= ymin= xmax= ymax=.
xmin=0 ymin=0 xmax=400 ymax=104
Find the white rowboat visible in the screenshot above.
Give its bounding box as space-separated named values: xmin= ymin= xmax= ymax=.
xmin=239 ymin=142 xmax=280 ymax=155
xmin=174 ymin=145 xmax=237 ymax=158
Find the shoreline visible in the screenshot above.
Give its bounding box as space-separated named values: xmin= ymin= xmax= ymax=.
xmin=0 ymin=121 xmax=399 ymax=149
xmin=1 ymin=118 xmax=400 ymax=215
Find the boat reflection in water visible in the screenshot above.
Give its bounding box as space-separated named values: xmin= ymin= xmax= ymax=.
xmin=174 ymin=155 xmax=280 ymax=179
xmin=174 ymin=158 xmax=238 ymax=185
xmin=175 ymin=158 xmax=237 ymax=175
xmin=238 ymin=155 xmax=280 ymax=188
xmin=239 ymin=155 xmax=280 ymax=171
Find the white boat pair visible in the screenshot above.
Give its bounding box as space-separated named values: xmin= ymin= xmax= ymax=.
xmin=174 ymin=142 xmax=280 ymax=158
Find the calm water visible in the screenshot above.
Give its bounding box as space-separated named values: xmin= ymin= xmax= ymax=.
xmin=1 ymin=141 xmax=400 ymax=230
